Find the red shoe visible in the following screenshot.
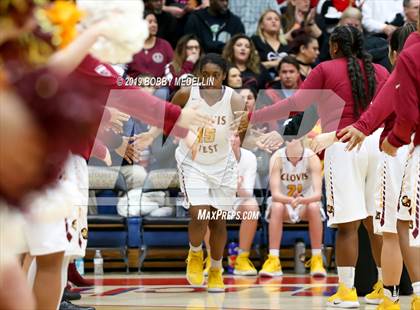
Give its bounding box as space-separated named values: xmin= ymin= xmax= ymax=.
xmin=68 ymin=262 xmax=94 ymax=287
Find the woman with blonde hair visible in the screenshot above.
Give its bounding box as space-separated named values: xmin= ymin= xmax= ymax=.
xmin=252 ymin=10 xmax=289 ymax=77
xmin=222 ymin=34 xmax=272 ymax=90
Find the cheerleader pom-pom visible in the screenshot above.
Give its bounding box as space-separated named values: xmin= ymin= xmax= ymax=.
xmin=77 ymin=0 xmax=149 ymax=64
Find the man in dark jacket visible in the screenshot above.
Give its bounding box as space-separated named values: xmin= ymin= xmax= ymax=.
xmin=184 ymin=0 xmax=245 ymax=54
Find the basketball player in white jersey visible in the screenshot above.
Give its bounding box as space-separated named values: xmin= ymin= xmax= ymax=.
xmin=260 ymin=138 xmax=326 ymax=277
xmin=171 ymin=54 xmax=247 ymax=292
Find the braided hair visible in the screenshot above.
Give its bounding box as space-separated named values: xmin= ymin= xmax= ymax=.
xmin=330 ymin=26 xmax=376 ymax=117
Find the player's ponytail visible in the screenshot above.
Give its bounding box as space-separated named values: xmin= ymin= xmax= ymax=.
xmin=390 ymin=22 xmax=417 ymax=54
xmin=354 ymin=29 xmax=376 ymax=111
xmin=330 ymin=26 xmax=376 ymax=117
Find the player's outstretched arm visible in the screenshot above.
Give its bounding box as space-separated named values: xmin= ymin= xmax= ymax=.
xmin=251 ymin=64 xmax=325 ymax=124
xmin=310 ymin=131 xmax=338 ymax=153
xmin=337 ymin=126 xmax=366 ymax=151
xmin=47 ymin=19 xmax=114 ymax=76
xmin=130 ymin=126 xmax=162 ymax=152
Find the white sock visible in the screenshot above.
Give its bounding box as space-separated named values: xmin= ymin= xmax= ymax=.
xmin=189 ymin=243 xmax=202 ymax=252
xmin=27 ymin=259 xmax=36 ymax=289
xmin=210 ymin=258 xmax=222 ymax=269
xmin=383 ymin=286 xmax=399 ymax=302
xmin=269 ymin=249 xmax=279 ymax=257
xmin=413 ymin=282 xmax=420 ymax=296
xmin=377 ymin=267 xmax=383 ymax=282
xmin=312 ymin=249 xmax=322 ymax=256
xmin=337 ymin=266 xmax=355 ymax=289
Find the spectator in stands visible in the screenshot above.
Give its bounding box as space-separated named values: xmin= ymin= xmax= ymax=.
xmin=338 ymin=6 xmax=362 ymax=29
xmin=252 ymin=10 xmax=289 ymax=78
xmin=164 ymin=0 xmax=209 ymax=18
xmin=259 ymin=56 xmax=319 ymax=148
xmin=281 ymin=0 xmax=322 ymax=41
xmin=239 ymin=87 xmax=258 ymax=112
xmin=204 ymin=132 xmax=260 ymax=276
xmin=269 ymin=56 xmax=301 ymax=94
xmin=403 ymin=0 xmax=420 ymax=23
xmin=164 ymin=34 xmax=202 ymax=94
xmin=342 ymin=7 xmax=391 ymax=70
xmin=361 ymin=0 xmax=403 ymax=36
xmin=184 ymin=0 xmax=245 ymax=54
xmin=145 ymin=0 xmax=178 ymax=47
xmin=390 ymin=0 xmax=420 ymax=27
xmin=260 ymin=138 xmax=326 ymax=277
xmin=162 ymin=0 xmax=209 ymax=45
xmin=228 ymin=0 xmax=280 ymax=36
xmin=223 ymin=65 xmax=243 ymax=89
xmin=287 ymin=31 xmax=319 ymax=80
xmin=222 ymin=34 xmax=272 ymax=90
xmin=127 ymin=11 xmax=174 ymax=79
xmin=318 ymin=7 xmax=392 ymax=70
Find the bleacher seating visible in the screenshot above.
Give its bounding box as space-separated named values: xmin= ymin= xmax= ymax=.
xmin=85 ymin=166 xmax=335 ymax=272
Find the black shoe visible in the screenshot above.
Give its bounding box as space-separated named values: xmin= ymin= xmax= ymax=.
xmin=59 ymin=300 xmax=95 ymax=310
xmin=62 ymin=288 xmax=81 ymax=301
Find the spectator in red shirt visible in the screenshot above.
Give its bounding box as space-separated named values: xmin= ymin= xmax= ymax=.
xmin=127 ymin=11 xmax=174 ymax=78
xmin=222 ymin=34 xmax=272 ymax=90
xmin=164 ymin=34 xmax=202 ymax=94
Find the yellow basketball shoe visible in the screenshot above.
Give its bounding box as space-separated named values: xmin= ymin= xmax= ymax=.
xmin=411 ymin=295 xmax=420 ymax=310
xmin=207 ymin=267 xmax=225 ymax=293
xmin=234 ymin=252 xmax=257 ymax=276
xmin=326 ymin=283 xmax=360 ymax=308
xmin=203 ymin=255 xmax=211 ymax=276
xmin=365 ymin=280 xmax=384 ymax=305
xmin=259 ymin=254 xmax=283 ymax=277
xmin=306 ymin=254 xmax=327 ymax=277
xmin=186 ymin=250 xmax=204 ymax=286
xmin=376 ymin=296 xmax=400 ymax=310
